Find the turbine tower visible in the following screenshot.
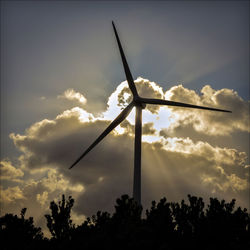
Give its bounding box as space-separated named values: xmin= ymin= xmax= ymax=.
xmin=69 ymin=21 xmax=231 ymax=205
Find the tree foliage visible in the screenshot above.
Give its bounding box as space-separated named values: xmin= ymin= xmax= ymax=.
xmin=44 ymin=194 xmax=74 ymax=241
xmin=1 ymin=194 xmax=249 ymax=250
xmin=0 ymin=208 xmax=44 ymax=249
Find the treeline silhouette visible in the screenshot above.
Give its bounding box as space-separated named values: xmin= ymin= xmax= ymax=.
xmin=1 ymin=194 xmax=249 ymax=249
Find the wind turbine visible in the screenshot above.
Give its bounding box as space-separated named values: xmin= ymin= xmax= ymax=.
xmin=69 ymin=21 xmax=231 ymax=205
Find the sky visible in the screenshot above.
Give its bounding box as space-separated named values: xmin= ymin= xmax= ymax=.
xmin=0 ymin=0 xmax=249 ymax=236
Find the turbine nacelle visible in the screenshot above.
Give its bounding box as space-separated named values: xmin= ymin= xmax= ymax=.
xmin=133 ymin=97 xmax=146 ymax=109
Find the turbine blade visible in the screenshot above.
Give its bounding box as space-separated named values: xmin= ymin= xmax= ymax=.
xmin=140 ymin=98 xmax=232 ymax=113
xmin=69 ymin=102 xmax=134 ymax=169
xmin=112 ymin=21 xmax=138 ymax=97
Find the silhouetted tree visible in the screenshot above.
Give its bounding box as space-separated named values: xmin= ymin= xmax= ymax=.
xmin=69 ymin=218 xmax=93 ymax=250
xmin=0 ymin=208 xmax=44 ymax=250
xmin=113 ymin=194 xmax=142 ymax=224
xmin=45 ymin=194 xmax=74 ymax=241
xmin=145 ymin=198 xmax=176 ymax=249
xmin=73 ymin=195 xmax=143 ymax=250
xmin=1 ymin=193 xmax=249 ymax=249
xmin=111 ymin=195 xmax=144 ymax=249
xmin=203 ymin=197 xmax=250 ymax=249
xmin=172 ymin=195 xmax=204 ymax=241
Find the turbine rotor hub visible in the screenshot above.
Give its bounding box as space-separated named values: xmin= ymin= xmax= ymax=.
xmin=133 ymin=97 xmax=146 ymax=109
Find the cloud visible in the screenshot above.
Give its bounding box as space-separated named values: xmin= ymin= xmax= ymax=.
xmin=165 ymin=84 xmax=249 ymax=135
xmin=161 ymin=137 xmax=248 ymax=169
xmin=104 ymin=77 xmax=166 ymax=121
xmin=58 ymin=88 xmax=87 ymax=106
xmin=2 ymin=78 xmax=249 ymax=234
xmin=41 ymin=169 xmax=85 ymax=193
xmin=0 ymin=160 xmax=24 ymax=182
xmin=158 ymin=137 xmax=249 ymax=192
xmin=37 ymin=191 xmax=48 ymax=207
xmin=0 ymin=186 xmax=25 ymax=204
xmin=142 ymin=122 xmax=157 ymax=135
xmin=141 ymin=140 xmax=249 ymax=201
xmin=104 ymin=77 xmax=249 ymax=136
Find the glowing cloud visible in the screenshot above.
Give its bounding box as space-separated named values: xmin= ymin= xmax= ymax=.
xmin=0 ymin=160 xmax=24 ymax=182
xmin=165 ymin=84 xmax=249 ymax=135
xmin=58 ymin=88 xmax=87 ymax=105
